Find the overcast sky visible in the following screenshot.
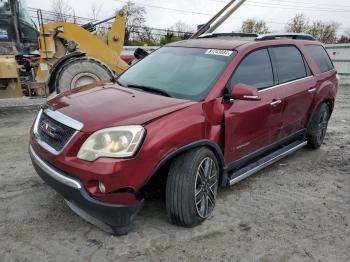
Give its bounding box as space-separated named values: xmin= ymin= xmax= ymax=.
xmin=26 ymin=0 xmax=350 ymax=35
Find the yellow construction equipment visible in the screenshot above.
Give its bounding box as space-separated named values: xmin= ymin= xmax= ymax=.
xmin=0 ymin=55 xmax=22 ymax=97
xmin=0 ymin=0 xmax=39 ymax=99
xmin=35 ymin=10 xmax=129 ymax=94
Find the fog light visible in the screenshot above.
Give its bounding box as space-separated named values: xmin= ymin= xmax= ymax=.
xmin=98 ymin=182 xmax=106 ymax=193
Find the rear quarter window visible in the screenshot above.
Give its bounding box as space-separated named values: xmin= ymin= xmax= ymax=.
xmin=305 ymin=45 xmax=334 ymax=73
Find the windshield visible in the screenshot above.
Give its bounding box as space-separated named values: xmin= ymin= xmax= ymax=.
xmin=118 ymin=47 xmax=236 ymax=101
xmin=18 ymin=0 xmax=34 ymax=25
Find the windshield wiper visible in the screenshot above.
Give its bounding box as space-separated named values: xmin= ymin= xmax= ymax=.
xmin=115 ymin=79 xmax=126 ymax=87
xmin=126 ymin=84 xmax=172 ymax=97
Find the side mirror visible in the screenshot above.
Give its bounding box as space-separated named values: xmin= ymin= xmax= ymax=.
xmin=229 ymin=83 xmax=261 ymax=101
xmin=134 ymin=48 xmax=149 ymax=60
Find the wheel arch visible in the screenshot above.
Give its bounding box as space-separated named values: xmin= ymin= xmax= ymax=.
xmin=322 ymin=98 xmax=334 ymax=115
xmin=307 ymin=98 xmax=334 ymax=128
xmin=138 ymin=140 xmax=225 ymax=196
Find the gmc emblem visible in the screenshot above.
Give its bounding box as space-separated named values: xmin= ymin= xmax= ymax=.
xmin=40 ymin=121 xmax=57 ymax=138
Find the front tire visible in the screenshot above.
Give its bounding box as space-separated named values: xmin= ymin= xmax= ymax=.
xmin=307 ymin=103 xmax=330 ymax=149
xmin=166 ymin=147 xmax=219 ymax=227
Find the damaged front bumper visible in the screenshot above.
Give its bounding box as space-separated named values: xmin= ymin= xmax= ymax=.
xmin=29 ymin=145 xmax=143 ymax=235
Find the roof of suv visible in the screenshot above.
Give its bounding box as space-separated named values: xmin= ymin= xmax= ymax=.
xmin=167 ymin=33 xmax=319 ymax=50
xmin=167 ymin=36 xmax=254 ymax=50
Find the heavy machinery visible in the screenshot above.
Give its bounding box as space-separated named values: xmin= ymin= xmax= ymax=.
xmin=36 ymin=10 xmax=129 ymax=94
xmin=0 ymin=0 xmax=38 ymax=98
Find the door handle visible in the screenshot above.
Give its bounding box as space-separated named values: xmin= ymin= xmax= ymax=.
xmin=270 ymin=99 xmax=282 ymax=106
xmin=308 ymin=87 xmax=317 ymax=93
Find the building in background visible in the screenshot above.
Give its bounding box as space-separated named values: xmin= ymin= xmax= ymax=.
xmin=325 ymin=44 xmax=350 ymax=76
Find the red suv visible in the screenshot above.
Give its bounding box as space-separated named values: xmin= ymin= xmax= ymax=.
xmin=29 ymin=33 xmax=338 ymax=235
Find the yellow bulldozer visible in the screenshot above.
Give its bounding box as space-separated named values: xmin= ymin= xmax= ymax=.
xmin=35 ymin=10 xmax=129 ymax=95
xmin=0 ymin=0 xmax=130 ymax=98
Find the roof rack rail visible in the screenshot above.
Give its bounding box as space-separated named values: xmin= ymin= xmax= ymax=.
xmin=255 ymin=33 xmax=316 ymax=41
xmin=199 ymin=32 xmax=258 ymax=38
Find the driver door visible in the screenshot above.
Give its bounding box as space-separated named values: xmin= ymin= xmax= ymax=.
xmin=224 ymin=48 xmax=284 ymax=163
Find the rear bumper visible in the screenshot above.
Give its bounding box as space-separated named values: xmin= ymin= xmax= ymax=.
xmin=29 ymin=145 xmax=142 ymax=235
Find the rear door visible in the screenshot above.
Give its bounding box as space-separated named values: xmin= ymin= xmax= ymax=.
xmin=269 ymin=45 xmax=316 ymax=139
xmin=224 ymin=48 xmax=284 ymax=163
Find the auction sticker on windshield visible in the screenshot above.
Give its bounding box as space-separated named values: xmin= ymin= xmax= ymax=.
xmin=205 ymin=49 xmax=233 ymax=56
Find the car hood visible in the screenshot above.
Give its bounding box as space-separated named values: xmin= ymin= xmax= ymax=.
xmin=48 ymin=83 xmax=196 ymax=133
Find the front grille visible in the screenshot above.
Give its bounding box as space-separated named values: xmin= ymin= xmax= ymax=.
xmin=36 ymin=112 xmax=76 ymax=152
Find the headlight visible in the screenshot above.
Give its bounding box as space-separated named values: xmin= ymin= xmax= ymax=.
xmin=77 ymin=126 xmax=145 ymax=161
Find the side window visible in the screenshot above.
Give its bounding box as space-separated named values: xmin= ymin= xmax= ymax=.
xmin=230 ymin=48 xmax=274 ymax=90
xmin=270 ymin=46 xmax=307 ymax=84
xmin=305 ymin=45 xmax=334 ymax=73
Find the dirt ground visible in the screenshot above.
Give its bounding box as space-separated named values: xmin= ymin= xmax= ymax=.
xmin=0 ymin=81 xmax=349 ymax=262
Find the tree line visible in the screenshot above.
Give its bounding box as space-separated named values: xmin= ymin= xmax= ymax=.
xmin=50 ymin=0 xmax=349 ymax=45
xmin=241 ymin=14 xmax=349 ymax=44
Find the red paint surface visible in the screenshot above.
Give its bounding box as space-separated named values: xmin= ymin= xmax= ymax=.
xmin=31 ymin=38 xmax=338 ymax=205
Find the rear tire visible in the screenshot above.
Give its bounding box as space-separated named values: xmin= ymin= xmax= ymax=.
xmin=307 ymin=103 xmax=330 ymax=149
xmin=54 ymin=58 xmax=113 ymax=93
xmin=166 ymin=147 xmax=219 ymax=227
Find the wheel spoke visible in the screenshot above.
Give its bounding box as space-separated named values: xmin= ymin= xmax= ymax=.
xmin=197 ymin=170 xmax=205 ymax=184
xmin=204 ymin=159 xmax=210 ymax=178
xmin=204 ymin=195 xmax=209 ymax=217
xmin=208 ymin=190 xmax=215 ymax=205
xmin=209 ymin=181 xmax=217 ymax=195
xmin=208 ymin=171 xmax=218 ymax=187
xmin=199 ymin=164 xmax=205 ymax=177
xmin=196 ymin=194 xmax=205 ymax=206
xmin=195 ymin=187 xmax=204 ymax=200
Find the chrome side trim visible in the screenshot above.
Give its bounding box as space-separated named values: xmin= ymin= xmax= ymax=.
xmin=229 ymin=141 xmax=307 ymax=186
xmin=259 ymin=76 xmax=313 ymax=93
xmin=45 ymin=108 xmax=84 ymax=131
xmin=30 ymin=145 xmax=82 ymax=189
xmin=33 ymin=109 xmax=79 ymax=155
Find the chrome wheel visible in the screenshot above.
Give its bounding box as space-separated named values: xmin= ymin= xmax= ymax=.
xmin=317 ymin=108 xmax=329 ymax=142
xmin=195 ymin=157 xmax=218 ymax=218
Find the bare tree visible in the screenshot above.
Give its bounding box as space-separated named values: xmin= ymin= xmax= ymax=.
xmin=137 ymin=27 xmax=155 ymax=44
xmin=286 ymin=14 xmax=338 ymax=43
xmin=50 ymin=0 xmax=74 ymax=22
xmin=241 ymin=18 xmax=269 ymax=34
xmin=286 ymin=14 xmax=309 ymax=33
xmin=173 ymin=21 xmax=194 ymax=33
xmin=338 ymin=35 xmax=350 ymax=43
xmin=122 ymin=1 xmax=146 ymax=45
xmin=89 ymin=2 xmax=103 ymax=21
xmin=311 ymin=22 xmax=338 ymax=44
xmin=339 ymin=29 xmax=350 ymax=43
xmin=172 ymin=21 xmax=194 ymax=39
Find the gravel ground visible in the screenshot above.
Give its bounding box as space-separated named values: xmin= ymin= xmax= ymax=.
xmin=0 ymin=82 xmax=349 ymax=262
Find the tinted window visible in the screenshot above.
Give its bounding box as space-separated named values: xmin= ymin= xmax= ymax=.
xmin=230 ymin=49 xmax=274 ymax=90
xmin=305 ymin=45 xmax=334 ymax=73
xmin=270 ymin=46 xmax=307 ymax=84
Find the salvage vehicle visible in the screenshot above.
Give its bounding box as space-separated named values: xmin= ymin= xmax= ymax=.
xmin=29 ymin=31 xmax=338 ymax=234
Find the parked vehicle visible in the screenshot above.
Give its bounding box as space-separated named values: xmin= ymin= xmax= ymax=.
xmin=120 ymin=46 xmax=159 ymax=65
xmin=29 ymin=32 xmax=338 ymax=235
